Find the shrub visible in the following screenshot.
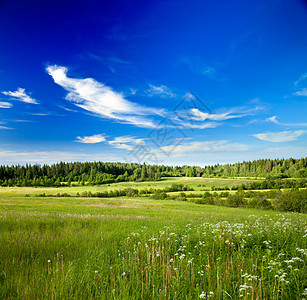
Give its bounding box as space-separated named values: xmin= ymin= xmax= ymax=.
xmin=177 ymin=192 xmax=187 ymax=201
xmin=81 ymin=191 xmax=88 ymax=197
xmin=226 ymin=194 xmax=246 ymax=207
xmin=153 ymin=190 xmax=168 ymax=200
xmin=273 ymin=190 xmax=307 ymax=213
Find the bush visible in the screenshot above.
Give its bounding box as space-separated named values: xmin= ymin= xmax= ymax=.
xmin=153 ymin=190 xmax=168 ymax=200
xmin=226 ymin=194 xmax=246 ymax=207
xmin=177 ymin=192 xmax=187 ymax=201
xmin=201 ymin=191 xmax=214 ymax=204
xmin=256 ymin=198 xmax=272 ymax=210
xmin=249 ymin=197 xmax=272 ymax=210
xmin=273 ymin=190 xmax=307 ymax=213
xmin=193 ymin=198 xmax=205 ymax=204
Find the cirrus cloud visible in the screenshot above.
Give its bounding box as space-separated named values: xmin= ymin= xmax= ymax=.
xmin=76 ymin=134 xmax=106 ymax=144
xmin=0 ymin=102 xmax=12 ymax=108
xmin=108 ymin=136 xmax=145 ymax=150
xmin=159 ymin=140 xmax=248 ymax=157
xmin=253 ymin=130 xmax=306 ymax=142
xmin=2 ymin=88 xmax=38 ymax=104
xmin=293 ymin=88 xmax=307 ymax=97
xmin=146 ymin=84 xmax=176 ymax=98
xmin=46 ymin=65 xmax=164 ymax=128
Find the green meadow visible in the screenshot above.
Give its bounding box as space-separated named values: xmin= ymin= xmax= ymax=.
xmin=0 ymin=176 xmax=262 ymax=196
xmin=0 ymin=177 xmax=306 ymax=299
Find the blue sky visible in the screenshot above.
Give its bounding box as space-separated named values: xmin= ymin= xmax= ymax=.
xmin=0 ymin=0 xmax=306 ymax=166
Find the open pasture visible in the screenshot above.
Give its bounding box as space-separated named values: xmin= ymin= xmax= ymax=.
xmin=0 ymin=179 xmax=306 ymax=299
xmin=0 ymin=177 xmax=263 ymax=198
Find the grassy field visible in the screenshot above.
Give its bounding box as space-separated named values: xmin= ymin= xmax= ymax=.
xmin=0 ymin=177 xmax=306 ymax=299
xmin=0 ymin=177 xmax=262 ymax=197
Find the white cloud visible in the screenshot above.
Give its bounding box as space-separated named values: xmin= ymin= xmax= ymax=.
xmin=76 ymin=134 xmax=106 ymax=144
xmin=159 ymin=140 xmax=248 ymax=157
xmin=202 ymin=66 xmax=216 ymax=79
xmin=172 ymin=100 xmax=264 ymax=129
xmin=180 ymin=122 xmax=220 ymax=129
xmin=46 ymin=65 xmax=266 ymax=131
xmin=0 ymin=101 xmax=12 ymax=108
xmin=0 ymin=150 xmax=118 ymax=164
xmin=129 ymin=88 xmax=137 ymax=95
xmin=46 ymin=65 xmax=163 ymax=128
xmin=146 ymin=84 xmax=176 ymax=98
xmin=190 ymin=108 xmax=250 ymax=121
xmin=294 ymin=73 xmax=307 ymax=87
xmin=0 ymin=125 xmax=12 ymax=129
xmin=249 ymin=115 xmax=307 ymax=126
xmin=253 ymin=130 xmax=306 ymax=142
xmin=266 ymin=116 xmax=279 ymax=124
xmin=2 ymin=88 xmax=38 ymax=104
xmin=75 ymin=133 xmax=145 ymax=150
xmin=293 ymin=73 xmax=307 ymax=96
xmin=293 ymin=88 xmax=307 ymax=97
xmin=108 ymin=136 xmax=145 ymax=151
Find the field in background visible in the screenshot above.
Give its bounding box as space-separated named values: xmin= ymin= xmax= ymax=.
xmin=0 ymin=176 xmax=263 ymax=197
xmin=0 ymin=177 xmax=306 ymax=299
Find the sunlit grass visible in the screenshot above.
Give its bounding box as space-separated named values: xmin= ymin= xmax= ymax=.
xmin=0 ymin=176 xmax=263 ymax=197
xmin=0 ymin=182 xmax=306 ymax=299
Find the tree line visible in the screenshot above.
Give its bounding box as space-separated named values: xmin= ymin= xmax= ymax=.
xmin=0 ymin=157 xmax=306 ymax=187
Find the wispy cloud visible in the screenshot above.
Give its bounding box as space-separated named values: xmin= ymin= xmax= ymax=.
xmin=266 ymin=116 xmax=279 ymax=124
xmin=46 ymin=65 xmax=164 ymax=128
xmin=0 ymin=102 xmax=12 ymax=108
xmin=107 ymin=57 xmax=130 ymax=65
xmin=59 ymin=105 xmax=79 ymax=113
xmin=293 ymin=88 xmax=307 ymax=97
xmin=292 ymin=73 xmax=307 ymax=96
xmin=159 ymin=140 xmax=248 ymax=157
xmin=262 ymin=146 xmax=307 ymax=157
xmin=190 ymin=108 xmax=245 ymax=121
xmin=76 ymin=134 xmax=106 ymax=144
xmin=0 ymin=125 xmax=13 ymax=129
xmin=85 ymin=53 xmax=131 ymax=65
xmin=108 ymin=136 xmax=145 ymax=150
xmin=180 ymin=122 xmax=220 ymax=129
xmin=46 ymin=65 xmax=265 ymax=131
xmin=250 ymin=115 xmax=307 ymax=126
xmin=180 ymin=57 xmax=217 ymax=79
xmin=189 ymin=103 xmax=263 ymax=122
xmin=263 ymin=147 xmax=288 ymax=152
xmin=2 ymin=88 xmax=38 ymax=104
xmin=31 ymin=113 xmax=50 ymax=116
xmin=75 ymin=133 xmax=145 ymax=150
xmin=294 ymin=73 xmax=307 ymax=87
xmin=0 ymin=149 xmax=117 ymax=164
xmin=146 ymin=84 xmax=176 ymax=98
xmin=253 ymin=130 xmax=306 ymax=142
xmin=269 ymin=116 xmax=307 ymax=126
xmin=171 ymin=99 xmax=264 ymax=130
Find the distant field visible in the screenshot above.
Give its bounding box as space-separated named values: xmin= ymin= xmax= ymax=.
xmin=0 ymin=177 xmax=263 ymax=197
xmin=0 ymin=177 xmax=306 ymax=299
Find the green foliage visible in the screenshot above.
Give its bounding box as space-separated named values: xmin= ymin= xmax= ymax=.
xmin=153 ymin=190 xmax=168 ymax=200
xmin=1 ymin=157 xmax=306 ymax=188
xmin=273 ymin=189 xmax=307 ymax=213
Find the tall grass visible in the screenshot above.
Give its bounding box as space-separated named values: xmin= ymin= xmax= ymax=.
xmin=0 ymin=206 xmax=306 ymax=299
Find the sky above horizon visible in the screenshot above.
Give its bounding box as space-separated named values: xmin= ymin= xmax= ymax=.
xmin=0 ymin=0 xmax=307 ymax=166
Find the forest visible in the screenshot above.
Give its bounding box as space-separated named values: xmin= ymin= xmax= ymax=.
xmin=0 ymin=157 xmax=306 ymax=187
